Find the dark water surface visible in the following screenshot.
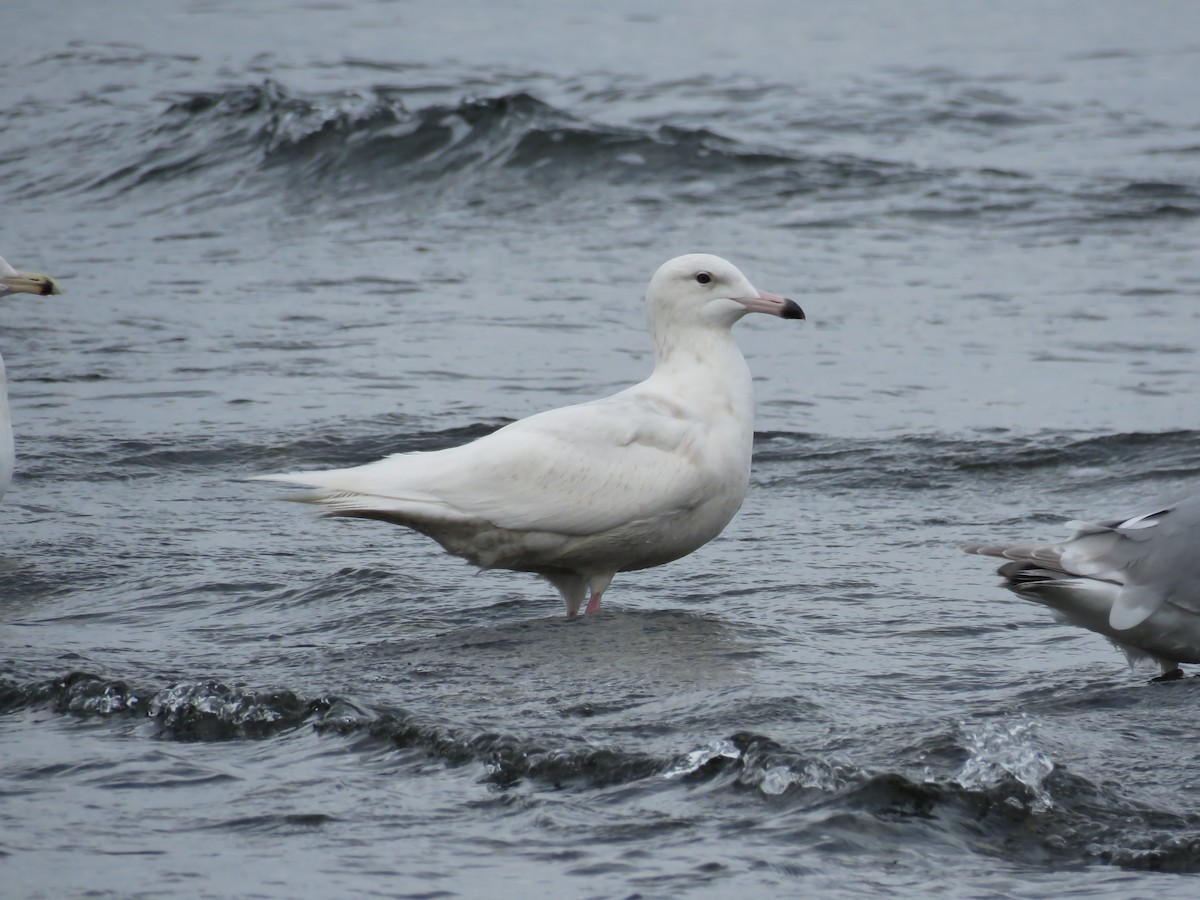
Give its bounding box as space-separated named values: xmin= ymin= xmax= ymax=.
xmin=3 ymin=1 xmax=1200 ymax=896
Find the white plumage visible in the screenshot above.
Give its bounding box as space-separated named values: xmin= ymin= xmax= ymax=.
xmin=0 ymin=256 xmax=63 ymax=501
xmin=965 ymin=491 xmax=1200 ymax=679
xmin=259 ymin=253 xmax=804 ymax=616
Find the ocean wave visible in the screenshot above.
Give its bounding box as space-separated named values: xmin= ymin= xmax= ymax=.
xmin=8 ymin=670 xmax=1200 ymax=870
xmin=5 ymin=71 xmax=1196 ymax=232
xmin=0 ymin=671 xmax=325 ymax=740
xmin=0 ymin=673 xmax=865 ymax=795
xmin=15 ymin=420 xmax=508 ymax=481
xmin=17 ymin=425 xmax=1200 ymax=495
xmin=754 ymin=429 xmax=1200 ymax=491
xmin=60 ymin=82 xmax=922 ymax=212
xmin=954 ymin=717 xmax=1054 ymax=810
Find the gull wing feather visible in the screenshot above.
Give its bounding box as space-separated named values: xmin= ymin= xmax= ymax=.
xmin=966 ymin=491 xmax=1200 ymax=631
xmin=258 ymin=390 xmax=723 ymax=536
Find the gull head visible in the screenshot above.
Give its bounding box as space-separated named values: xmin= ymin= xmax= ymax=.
xmin=647 ymin=254 xmax=803 ymax=332
xmin=0 ymin=256 xmax=64 ymax=298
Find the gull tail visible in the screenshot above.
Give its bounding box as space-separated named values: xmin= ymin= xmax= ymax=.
xmin=963 ymin=540 xmax=1112 ymax=609
xmin=251 ymin=470 xmax=469 ymax=526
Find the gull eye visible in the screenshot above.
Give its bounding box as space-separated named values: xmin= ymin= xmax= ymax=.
xmin=695 ymin=272 xmax=712 ymax=285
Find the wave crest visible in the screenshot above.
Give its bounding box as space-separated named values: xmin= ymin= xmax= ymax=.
xmin=78 ymin=83 xmax=916 ymax=211
xmin=10 ymin=670 xmax=1200 ymax=870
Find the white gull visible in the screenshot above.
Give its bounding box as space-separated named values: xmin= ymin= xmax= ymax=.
xmin=1 ymin=256 xmax=63 ymax=501
xmin=258 ymin=253 xmax=804 ymax=616
xmin=964 ymin=490 xmax=1200 ymax=679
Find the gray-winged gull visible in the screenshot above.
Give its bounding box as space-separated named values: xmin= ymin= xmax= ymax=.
xmin=965 ymin=491 xmax=1200 ymax=679
xmin=258 ymin=253 xmax=804 ymax=616
xmin=1 ymin=256 xmax=63 ymax=501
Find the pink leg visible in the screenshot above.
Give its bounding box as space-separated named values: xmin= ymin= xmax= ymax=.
xmin=583 ymin=592 xmax=603 ymax=615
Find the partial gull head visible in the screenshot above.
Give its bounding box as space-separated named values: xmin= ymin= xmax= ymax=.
xmin=1 ymin=255 xmax=64 ymax=501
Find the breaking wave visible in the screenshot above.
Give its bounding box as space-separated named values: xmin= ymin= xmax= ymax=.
xmin=37 ymin=84 xmax=913 ymax=215
xmin=8 ymin=669 xmax=1200 ymax=871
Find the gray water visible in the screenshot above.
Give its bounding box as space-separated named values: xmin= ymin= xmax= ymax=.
xmin=3 ymin=1 xmax=1200 ymax=896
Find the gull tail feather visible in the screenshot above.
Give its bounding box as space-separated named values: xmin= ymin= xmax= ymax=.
xmin=250 ymin=471 xmax=469 ymax=525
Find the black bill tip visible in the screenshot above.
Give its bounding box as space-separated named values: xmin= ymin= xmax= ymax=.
xmin=781 ymin=298 xmax=805 ymax=320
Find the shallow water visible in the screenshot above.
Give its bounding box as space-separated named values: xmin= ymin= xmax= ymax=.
xmin=3 ymin=1 xmax=1200 ymax=896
